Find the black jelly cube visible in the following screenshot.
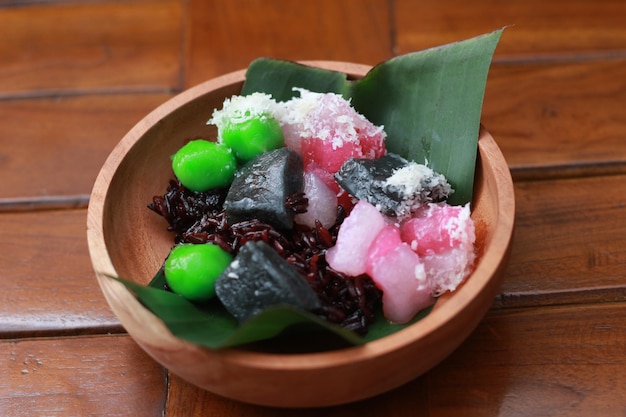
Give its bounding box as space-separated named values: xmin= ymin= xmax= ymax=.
xmin=334 ymin=153 xmax=452 ymax=218
xmin=224 ymin=147 xmax=304 ymax=229
xmin=215 ymin=240 xmax=320 ymax=323
xmin=334 ymin=153 xmax=408 ymax=216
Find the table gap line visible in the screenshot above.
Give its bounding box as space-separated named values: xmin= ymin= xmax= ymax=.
xmin=493 ymin=285 xmax=626 ymax=310
xmin=0 ymin=86 xmax=180 ymax=102
xmin=0 ymin=324 xmax=126 ymax=341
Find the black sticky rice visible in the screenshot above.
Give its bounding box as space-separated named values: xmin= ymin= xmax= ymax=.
xmin=148 ymin=179 xmax=382 ymax=335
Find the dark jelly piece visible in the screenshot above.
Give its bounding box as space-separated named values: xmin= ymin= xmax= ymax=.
xmin=224 ymin=147 xmax=304 ymax=229
xmin=334 ymin=153 xmax=452 ymax=218
xmin=215 ymin=240 xmax=320 ymax=323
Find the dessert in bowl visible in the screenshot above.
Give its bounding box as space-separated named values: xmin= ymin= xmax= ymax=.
xmin=87 ymin=48 xmax=514 ymax=407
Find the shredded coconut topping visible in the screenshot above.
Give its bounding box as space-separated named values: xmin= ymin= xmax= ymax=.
xmin=386 ymin=163 xmax=438 ymax=195
xmin=208 ymin=92 xmax=280 ymax=140
xmin=273 ymin=88 xmax=386 ymax=152
xmin=207 ymin=88 xmax=386 ymax=155
xmin=384 ymin=161 xmax=453 ymax=213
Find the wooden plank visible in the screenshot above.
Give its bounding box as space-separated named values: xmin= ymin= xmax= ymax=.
xmin=0 ymin=209 xmax=120 ymax=335
xmin=394 ymin=0 xmax=626 ymax=58
xmin=164 ymin=303 xmax=626 ymax=416
xmin=426 ymin=303 xmax=626 ymax=416
xmin=483 ymin=59 xmax=626 ymax=171
xmin=0 ymin=93 xmax=173 ymax=200
xmin=0 ymin=0 xmax=182 ymax=96
xmin=165 ymin=371 xmax=430 ymax=416
xmin=500 ymin=173 xmax=626 ymax=307
xmin=184 ymin=0 xmax=393 ymax=87
xmin=0 ymin=335 xmax=166 ymax=417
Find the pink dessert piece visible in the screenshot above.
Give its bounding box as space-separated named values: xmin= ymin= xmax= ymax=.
xmin=365 ymin=225 xmax=403 ymax=266
xmin=280 ymin=121 xmax=303 ymax=154
xmin=325 ymin=200 xmax=386 ymax=276
xmin=400 ymin=203 xmax=474 ymax=256
xmin=422 ymin=245 xmax=476 ymax=296
xmin=278 ymin=89 xmax=386 ymax=211
xmin=284 ymin=90 xmax=386 ymax=172
xmin=302 ymin=135 xmax=363 ymax=174
xmin=400 ymin=203 xmax=476 ymax=294
xmin=366 ymin=238 xmax=435 ymax=324
xmin=294 ymin=171 xmax=338 ymax=229
xmin=305 ymin=161 xmax=340 ymax=195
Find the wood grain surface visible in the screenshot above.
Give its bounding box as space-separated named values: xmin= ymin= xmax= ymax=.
xmin=1 ymin=0 xmax=625 ymax=415
xmin=0 ymin=335 xmax=166 ymax=416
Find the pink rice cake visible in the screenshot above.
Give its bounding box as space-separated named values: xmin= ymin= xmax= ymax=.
xmin=294 ymin=171 xmax=338 ymax=229
xmin=278 ymin=89 xmax=386 ymax=208
xmin=366 ymin=225 xmax=434 ymax=324
xmin=400 ymin=203 xmax=476 ymax=295
xmin=326 ymin=200 xmax=387 ymax=276
xmin=327 ymin=199 xmax=476 ymax=323
xmin=326 ymin=201 xmax=435 ymax=324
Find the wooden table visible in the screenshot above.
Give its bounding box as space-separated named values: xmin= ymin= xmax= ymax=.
xmin=1 ymin=1 xmax=625 ymax=415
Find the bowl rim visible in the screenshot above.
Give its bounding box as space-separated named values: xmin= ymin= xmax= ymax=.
xmin=87 ymin=61 xmax=515 ymax=372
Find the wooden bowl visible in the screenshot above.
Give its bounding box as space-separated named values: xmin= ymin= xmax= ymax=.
xmin=87 ymin=62 xmax=515 ymax=408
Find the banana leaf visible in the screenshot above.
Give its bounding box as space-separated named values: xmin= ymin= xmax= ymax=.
xmin=112 ymin=272 xmax=427 ymax=349
xmin=243 ymin=28 xmax=503 ymax=205
xmin=112 ymin=28 xmax=503 ymax=350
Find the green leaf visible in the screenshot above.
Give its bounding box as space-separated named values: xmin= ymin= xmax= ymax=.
xmin=350 ymin=30 xmax=503 ymax=205
xmin=241 ymin=59 xmax=350 ymax=101
xmin=113 ymin=273 xmax=239 ymax=348
xmin=243 ymin=28 xmax=503 ymax=205
xmin=111 ymin=273 xmax=368 ymax=349
xmin=360 ymin=304 xmax=434 ymax=343
xmin=111 ymin=269 xmax=435 ymax=349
